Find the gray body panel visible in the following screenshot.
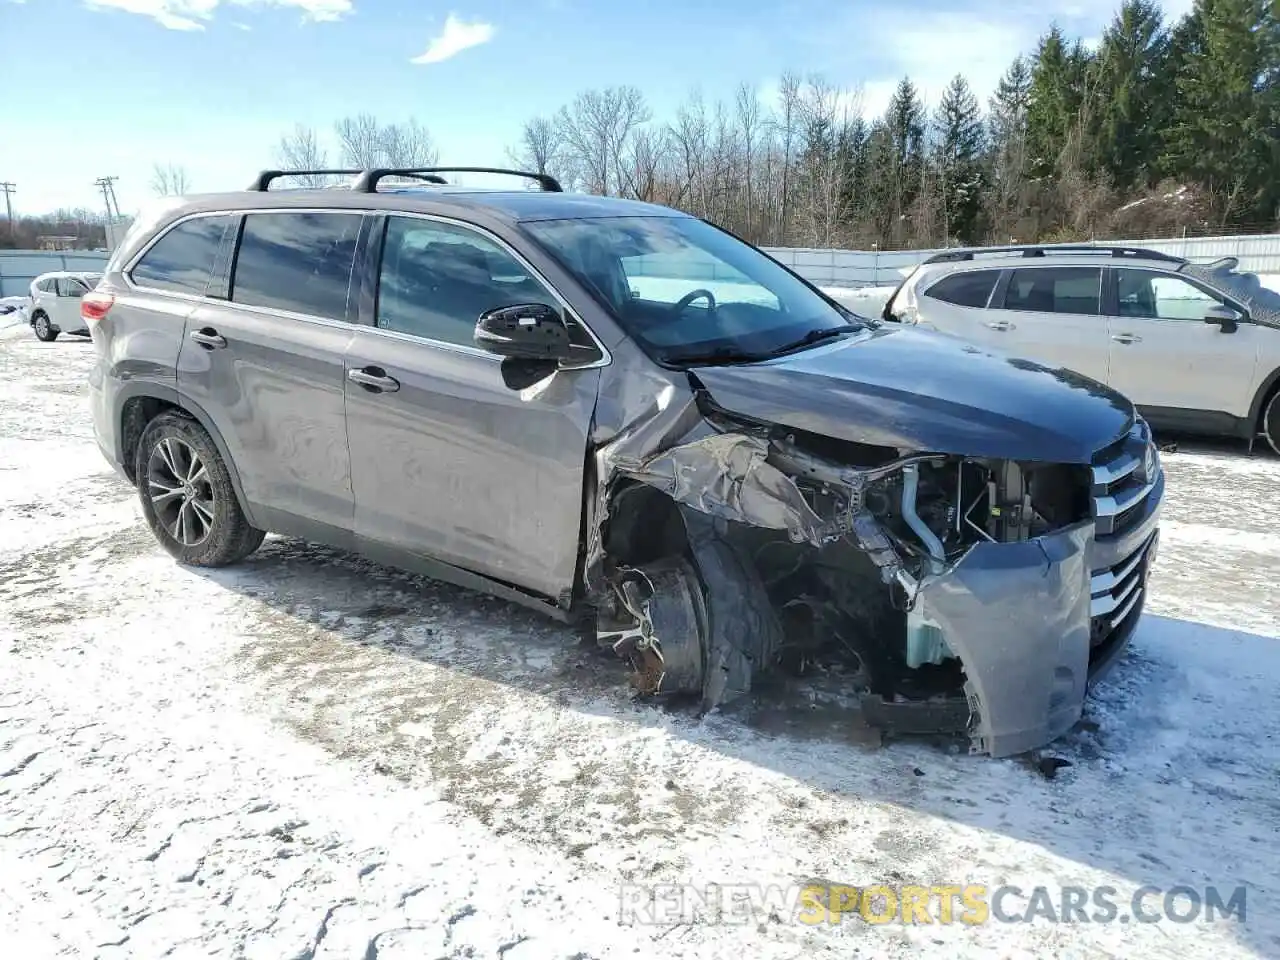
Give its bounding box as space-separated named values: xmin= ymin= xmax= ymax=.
xmin=344 ymin=327 xmax=600 ymax=601
xmin=176 ymin=299 xmax=357 ymax=537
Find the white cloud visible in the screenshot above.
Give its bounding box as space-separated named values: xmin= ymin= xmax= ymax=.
xmin=231 ymin=0 xmax=352 ymax=23
xmin=84 ymin=0 xmax=351 ymax=31
xmin=410 ymin=13 xmax=495 ymax=65
xmin=85 ymin=0 xmax=216 ymax=30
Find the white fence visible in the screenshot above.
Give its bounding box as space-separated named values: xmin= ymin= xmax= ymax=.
xmin=0 ymin=250 xmax=111 ymax=298
xmin=764 ymin=233 xmax=1280 ymax=288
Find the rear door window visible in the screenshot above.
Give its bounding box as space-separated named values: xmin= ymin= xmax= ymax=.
xmin=999 ymin=267 xmax=1101 ymax=316
xmin=923 ymin=270 xmax=1000 ymax=308
xmin=130 ymin=215 xmax=235 ymax=295
xmin=230 ymin=212 xmax=361 ymax=320
xmin=56 ymin=277 xmax=89 ymax=297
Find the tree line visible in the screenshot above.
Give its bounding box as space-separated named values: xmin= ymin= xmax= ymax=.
xmin=502 ymin=0 xmax=1277 ymax=249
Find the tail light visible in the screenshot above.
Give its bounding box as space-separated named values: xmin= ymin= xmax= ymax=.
xmin=81 ymin=292 xmax=114 ymax=326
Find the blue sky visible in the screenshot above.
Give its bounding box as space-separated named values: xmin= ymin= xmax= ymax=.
xmin=1 ymin=0 xmax=1194 ymax=216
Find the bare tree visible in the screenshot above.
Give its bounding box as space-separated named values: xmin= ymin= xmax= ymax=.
xmin=735 ymin=83 xmax=762 ymax=241
xmin=507 ymin=116 xmax=565 ymax=182
xmin=380 ymin=119 xmax=438 ymax=168
xmin=150 ymin=163 xmax=191 ymax=197
xmin=275 ymin=125 xmax=330 ymax=185
xmin=555 ymin=87 xmax=651 ymax=195
xmin=335 ymin=114 xmax=385 ymax=169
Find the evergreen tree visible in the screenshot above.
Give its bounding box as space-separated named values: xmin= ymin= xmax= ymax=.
xmin=882 ymin=77 xmax=926 ymax=240
xmin=1091 ymin=0 xmax=1171 ymax=190
xmin=989 ymin=55 xmax=1033 ymax=163
xmin=1162 ymin=0 xmax=1280 ymax=223
xmin=932 ymin=74 xmax=987 ymax=243
xmin=1026 ymin=27 xmax=1094 ymax=178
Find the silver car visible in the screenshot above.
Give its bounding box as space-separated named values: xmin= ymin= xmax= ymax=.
xmin=85 ymin=167 xmax=1163 ymax=757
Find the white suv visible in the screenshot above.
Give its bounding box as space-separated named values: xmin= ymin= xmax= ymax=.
xmin=28 ymin=271 xmax=103 ymax=342
xmin=883 ymin=246 xmax=1280 ymax=453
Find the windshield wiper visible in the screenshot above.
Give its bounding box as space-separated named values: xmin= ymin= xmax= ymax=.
xmin=660 ymin=346 xmax=768 ymax=367
xmin=762 ymin=325 xmax=858 ymax=358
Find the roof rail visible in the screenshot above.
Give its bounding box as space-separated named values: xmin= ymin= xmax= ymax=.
xmin=922 ymin=244 xmax=1185 ymax=265
xmin=352 ymin=166 xmax=563 ymax=194
xmin=248 ymin=169 xmax=367 ymax=191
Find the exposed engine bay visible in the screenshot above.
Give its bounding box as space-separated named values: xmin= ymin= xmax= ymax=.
xmin=592 ymin=401 xmax=1098 ymax=756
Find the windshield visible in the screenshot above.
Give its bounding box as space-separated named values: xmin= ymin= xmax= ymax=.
xmin=522 ymin=216 xmax=864 ymax=364
xmin=1181 ymin=261 xmax=1280 ymax=324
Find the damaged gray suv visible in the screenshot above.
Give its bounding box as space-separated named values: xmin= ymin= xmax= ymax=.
xmin=85 ymin=167 xmax=1163 ymax=757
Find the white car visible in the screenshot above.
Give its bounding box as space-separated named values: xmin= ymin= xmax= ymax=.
xmin=28 ymin=271 xmax=103 ymax=342
xmin=882 ymin=246 xmax=1280 ymax=453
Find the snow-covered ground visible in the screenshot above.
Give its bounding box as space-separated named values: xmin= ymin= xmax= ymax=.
xmin=2 ymin=319 xmax=1278 ymax=959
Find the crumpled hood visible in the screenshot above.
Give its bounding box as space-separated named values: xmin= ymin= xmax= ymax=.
xmin=692 ymin=326 xmax=1135 ymax=463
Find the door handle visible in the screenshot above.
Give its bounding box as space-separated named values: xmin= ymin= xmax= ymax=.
xmin=348 ymin=366 xmax=401 ymax=393
xmin=1111 ymin=333 xmax=1143 ymax=345
xmin=986 ymin=320 xmax=1014 ymax=331
xmin=189 ymin=328 xmax=227 ymax=350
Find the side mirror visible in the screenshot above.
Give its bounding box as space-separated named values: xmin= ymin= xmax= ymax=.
xmin=1204 ymin=304 xmax=1241 ymax=333
xmin=474 ymin=303 xmax=573 ymax=360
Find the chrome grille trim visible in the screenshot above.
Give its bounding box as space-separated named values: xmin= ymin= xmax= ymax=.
xmin=1091 ymin=420 xmax=1158 ymax=537
xmin=1090 ymin=451 xmax=1140 ymax=487
xmin=1090 ymin=530 xmax=1157 ymax=617
xmin=1109 ymin=584 xmax=1144 ymax=631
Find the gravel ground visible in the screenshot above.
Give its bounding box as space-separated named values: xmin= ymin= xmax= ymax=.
xmin=1 ymin=318 xmax=1278 ymax=959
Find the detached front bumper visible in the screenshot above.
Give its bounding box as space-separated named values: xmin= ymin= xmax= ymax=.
xmin=908 ymin=466 xmax=1163 ymax=758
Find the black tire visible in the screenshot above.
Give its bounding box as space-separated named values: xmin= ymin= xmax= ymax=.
xmin=32 ymin=313 xmax=58 ymax=342
xmin=134 ymin=412 xmax=265 ymax=566
xmin=1263 ymin=390 xmax=1280 ymax=456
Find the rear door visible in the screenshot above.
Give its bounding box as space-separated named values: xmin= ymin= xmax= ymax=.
xmin=984 ymin=265 xmax=1110 ymax=384
xmin=344 ymin=213 xmax=602 ymax=600
xmin=177 ymin=210 xmax=364 ymax=543
xmin=1105 ymin=267 xmax=1258 ymax=418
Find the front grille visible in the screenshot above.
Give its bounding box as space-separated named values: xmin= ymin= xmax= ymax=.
xmin=1090 ymin=422 xmax=1156 ymax=537
xmin=1088 ymin=530 xmax=1156 ymax=656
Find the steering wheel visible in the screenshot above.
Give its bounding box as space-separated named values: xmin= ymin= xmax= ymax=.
xmin=672 ymin=288 xmax=717 ymax=316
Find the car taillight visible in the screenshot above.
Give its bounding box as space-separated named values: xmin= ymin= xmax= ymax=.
xmin=81 ymin=292 xmax=114 ymax=326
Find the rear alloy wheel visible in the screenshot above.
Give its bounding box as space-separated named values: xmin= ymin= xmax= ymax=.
xmin=32 ymin=313 xmax=58 ymax=342
xmin=1263 ymin=391 xmax=1280 ymax=456
xmin=135 ymin=412 xmax=265 ymax=566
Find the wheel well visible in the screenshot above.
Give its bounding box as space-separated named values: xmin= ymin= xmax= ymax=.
xmin=119 ymin=396 xmax=185 ymax=484
xmin=603 ymin=482 xmax=689 ymax=567
xmin=1258 ymin=375 xmax=1280 ymax=433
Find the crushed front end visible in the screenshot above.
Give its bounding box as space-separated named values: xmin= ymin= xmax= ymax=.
xmin=593 ymin=404 xmax=1163 ymax=758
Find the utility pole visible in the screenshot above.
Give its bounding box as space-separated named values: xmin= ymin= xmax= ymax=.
xmin=94 ymin=177 xmax=122 ymax=252
xmin=0 ymin=181 xmax=14 ymax=237
xmin=94 ymin=176 xmax=121 ymax=221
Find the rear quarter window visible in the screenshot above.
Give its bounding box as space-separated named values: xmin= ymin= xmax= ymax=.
xmin=923 ymin=270 xmax=1000 ymax=308
xmin=130 ymin=215 xmax=236 ymax=295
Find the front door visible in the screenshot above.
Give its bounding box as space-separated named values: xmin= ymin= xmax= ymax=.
xmin=344 ymin=214 xmax=601 ymax=601
xmin=984 ymin=265 xmax=1111 ymax=385
xmin=176 ymin=210 xmax=363 ymax=541
xmin=1105 ymin=267 xmax=1259 ymax=420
